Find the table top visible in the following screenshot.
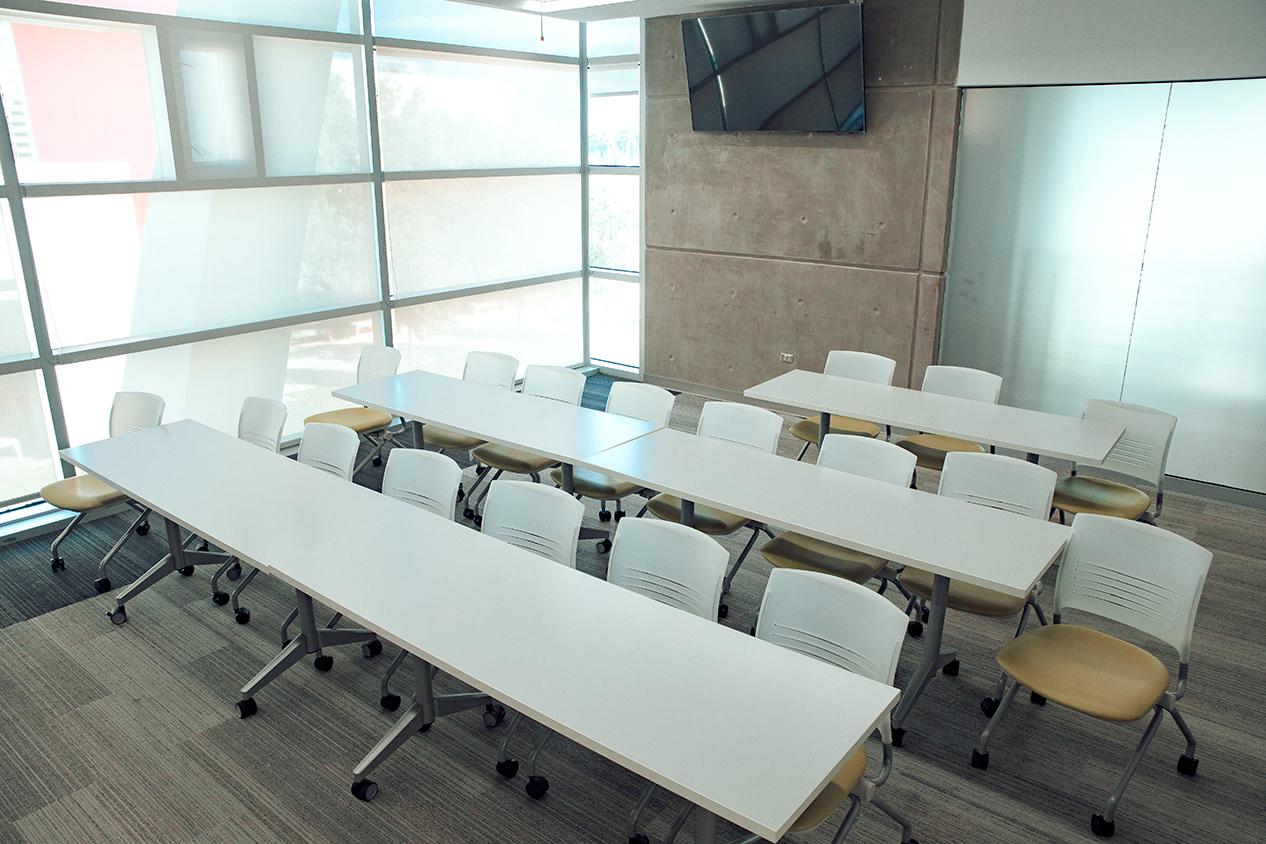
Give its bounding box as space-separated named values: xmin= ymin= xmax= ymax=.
xmin=745 ymin=369 xmax=1122 ymax=464
xmin=577 ymin=428 xmax=1071 ymax=598
xmin=62 ymin=420 xmax=897 ymax=842
xmin=334 ymin=370 xmax=659 ymax=466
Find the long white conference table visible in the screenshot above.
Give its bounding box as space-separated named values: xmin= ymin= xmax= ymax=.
xmin=62 ymin=420 xmax=898 ymax=844
xmin=745 ymin=369 xmax=1123 ymax=464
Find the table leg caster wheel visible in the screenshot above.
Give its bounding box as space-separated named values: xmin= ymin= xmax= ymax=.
xmin=892 ymin=727 xmax=906 ymax=748
xmin=362 ymin=639 xmax=383 ymax=659
xmin=596 ymin=539 xmax=611 ymax=554
xmin=314 ymin=654 xmax=334 ymax=672
xmin=598 ymin=509 xmax=612 ymax=522
xmin=496 ymin=758 xmax=519 ymax=779
xmin=179 ymin=565 xmax=195 ymax=576
xmin=1090 ymin=813 xmax=1114 ymax=837
xmin=463 ymin=507 xmax=476 ymax=520
xmin=380 ymin=694 xmax=401 ymax=712
xmin=50 ymin=556 xmax=65 ymax=573
xmin=136 ymin=522 xmax=149 ymax=536
xmin=94 ymin=577 xmax=112 ymax=594
xmin=352 ymin=778 xmax=379 ymax=802
xmin=525 ymin=775 xmax=549 ymax=800
xmin=981 ymin=697 xmax=999 ymax=717
xmin=1177 ymin=754 xmax=1199 ymax=776
xmin=907 ymin=620 xmax=923 ymax=638
xmin=614 ymin=509 xmax=626 ymax=521
xmin=942 ymin=659 xmax=960 ymax=677
xmin=234 ymin=608 xmax=251 ymax=625
xmin=226 ymin=562 xmax=242 ymax=581
xmin=483 ymin=703 xmax=506 ymax=728
xmin=212 ymin=591 xmax=229 ymax=606
xmin=1030 ymin=692 xmax=1046 ymax=706
xmin=107 ymin=605 xmax=127 ymax=625
xmin=970 ymin=749 xmax=989 ymax=770
xmin=629 ymin=835 xmax=650 ymax=844
xmin=718 ymin=604 xmax=729 ymax=619
xmin=236 ymin=697 xmax=257 ymax=719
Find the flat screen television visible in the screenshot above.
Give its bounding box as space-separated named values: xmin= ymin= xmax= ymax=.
xmin=681 ymin=3 xmax=865 ymax=133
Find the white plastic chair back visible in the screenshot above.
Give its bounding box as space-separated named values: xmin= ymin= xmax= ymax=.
xmin=463 ymin=351 xmax=518 ymax=390
xmin=824 ymin=350 xmax=897 ymax=386
xmin=1055 ymin=514 xmax=1211 ymax=662
xmin=1082 ymin=399 xmax=1176 ymax=487
xmin=522 ymin=365 xmax=586 ymax=406
xmin=818 ymin=435 xmax=916 ymax=487
xmin=939 ymin=452 xmax=1056 ymax=520
xmin=605 ymin=382 xmax=675 ymax=427
xmin=237 ymin=397 xmax=287 ymax=452
xmin=922 ymin=365 xmax=1002 ymax=404
xmin=298 ymin=422 xmax=360 ymax=481
xmin=108 ymin=391 xmax=165 ymax=437
xmin=357 ymin=345 xmax=402 ymax=384
xmin=607 ymin=519 xmax=728 ymax=619
xmin=697 ymin=401 xmax=782 ymax=453
xmin=382 ymin=449 xmax=462 ymax=520
xmin=482 ymin=480 xmax=585 ymax=567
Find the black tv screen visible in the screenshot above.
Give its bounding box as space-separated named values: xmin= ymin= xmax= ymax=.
xmin=681 ymin=3 xmax=865 ymax=133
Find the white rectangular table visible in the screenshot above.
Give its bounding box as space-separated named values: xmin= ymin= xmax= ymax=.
xmin=745 ymin=369 xmax=1123 ymax=464
xmin=62 ymin=421 xmax=898 ymax=843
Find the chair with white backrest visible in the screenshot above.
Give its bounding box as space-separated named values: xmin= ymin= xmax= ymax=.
xmin=972 ymin=514 xmax=1211 ymax=839
xmin=761 ymin=434 xmax=917 ymax=595
xmin=1053 ymin=399 xmax=1176 ymax=524
xmin=645 ymin=401 xmax=783 ymax=619
xmin=464 ymin=365 xmax=587 ymax=525
xmin=549 ymin=381 xmax=675 ymax=545
xmin=895 ymin=365 xmax=1003 ymax=476
xmin=40 ymin=391 xmax=165 ymax=593
xmin=375 ymin=448 xmax=464 ymax=712
xmin=304 ymin=344 xmax=402 ymax=475
xmin=791 ymin=351 xmax=898 ymax=461
xmin=503 ymin=518 xmax=729 ymax=808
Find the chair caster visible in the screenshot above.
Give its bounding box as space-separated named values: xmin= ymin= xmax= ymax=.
xmin=362 ymin=639 xmax=383 ymax=659
xmin=525 ymin=775 xmax=549 ymax=799
xmin=1030 ymin=691 xmax=1046 ymax=706
xmin=597 ymin=539 xmax=612 ymax=554
xmin=372 ymin=455 xmax=383 ymax=467
xmin=236 ymin=697 xmax=258 ymax=719
xmin=496 ymin=758 xmax=519 ymax=779
xmin=107 ymin=605 xmax=127 ymax=625
xmin=314 ymin=654 xmax=334 ymax=672
xmin=212 ymin=591 xmax=229 ymax=606
xmin=629 ymin=835 xmax=650 ymax=844
xmin=981 ymin=697 xmax=998 ymax=717
xmin=136 ymin=522 xmax=149 ymax=536
xmin=226 ymin=562 xmax=242 ymax=581
xmin=1090 ymin=813 xmax=1114 ymax=837
xmin=892 ymin=727 xmax=906 ymax=748
xmin=352 ymin=778 xmax=379 ymax=802
xmin=970 ymin=749 xmax=989 ymax=770
xmin=94 ymin=577 xmax=112 ymax=594
xmin=942 ymin=659 xmax=960 ymax=677
xmin=50 ymin=556 xmax=65 ymax=573
xmin=718 ymin=604 xmax=729 ymax=619
xmin=457 ymin=488 xmax=465 ymax=502
xmin=483 ymin=703 xmax=506 ymax=728
xmin=907 ymin=620 xmax=923 ymax=638
xmin=1177 ymin=754 xmax=1199 ymax=776
xmin=614 ymin=509 xmax=626 ymax=521
xmin=598 ymin=509 xmax=612 ymax=522
xmin=179 ymin=565 xmax=195 ymax=576
xmin=234 ymin=608 xmax=251 ymax=625
xmin=921 ymin=606 xmax=930 ymax=622
xmin=476 ymin=465 xmax=488 ymax=476
xmin=463 ymin=507 xmax=476 ymax=520
xmin=472 ymin=514 xmax=482 ymax=527
xmin=380 ymin=694 xmax=401 ymax=712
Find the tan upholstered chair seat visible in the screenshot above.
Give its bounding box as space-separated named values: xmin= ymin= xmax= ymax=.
xmin=471 ymin=443 xmax=555 ymax=475
xmin=895 ymin=434 xmax=986 ymax=471
xmin=547 ymin=466 xmax=640 ymax=499
xmin=304 ymin=406 xmax=393 ymax=434
xmin=1053 ymin=475 xmax=1151 ymax=520
xmin=900 ymin=568 xmax=1030 ymax=617
xmin=789 ymin=416 xmax=882 ymax=443
xmin=646 ymin=494 xmax=748 ymax=535
xmin=761 ymin=532 xmax=887 ymax=584
xmin=423 ymin=424 xmax=485 ymax=451
xmin=788 ymin=747 xmax=869 ymax=833
xmin=40 ymin=475 xmax=127 ymax=512
xmin=996 ymin=624 xmax=1170 ymax=722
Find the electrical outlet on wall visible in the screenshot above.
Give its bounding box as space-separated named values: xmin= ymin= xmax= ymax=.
xmin=780 ymin=352 xmax=795 ymax=364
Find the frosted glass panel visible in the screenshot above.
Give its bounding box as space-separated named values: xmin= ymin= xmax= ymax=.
xmin=391 ymin=279 xmax=582 ymax=378
xmin=0 ymin=206 xmax=35 ymax=360
xmin=588 ymin=277 xmax=639 ymax=369
xmin=589 ymin=66 xmax=638 ymax=166
xmin=589 ymin=173 xmax=639 ymax=272
xmin=28 ymin=184 xmax=379 ymax=350
xmin=385 ymin=175 xmax=580 ymax=296
xmin=171 ymin=29 xmax=255 ymax=178
xmin=49 ymin=1 xmax=360 ymax=33
xmin=57 ymin=312 xmax=381 ymax=445
xmin=373 ymin=0 xmax=577 ymax=58
xmin=0 ymin=371 xmax=59 ymax=503
xmin=1120 ymin=79 xmax=1266 ymax=492
xmin=586 ymin=18 xmax=640 ymax=58
xmin=941 ymin=85 xmax=1169 ymax=416
xmin=254 ymin=37 xmax=369 ymax=176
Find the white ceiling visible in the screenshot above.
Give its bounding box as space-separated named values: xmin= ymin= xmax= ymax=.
xmin=457 ymin=0 xmax=770 ymax=23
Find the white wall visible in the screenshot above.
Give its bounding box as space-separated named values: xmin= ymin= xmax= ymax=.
xmin=958 ymin=0 xmax=1266 ymax=86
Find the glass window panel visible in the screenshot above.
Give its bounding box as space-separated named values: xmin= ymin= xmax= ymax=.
xmin=586 ymin=18 xmax=640 ymax=58
xmin=589 ymin=173 xmax=639 ymax=272
xmin=588 ymin=69 xmax=638 ymax=166
xmin=0 ymin=14 xmax=174 ymax=183
xmin=588 ymin=276 xmax=639 ymax=369
xmin=0 ymin=370 xmax=59 ymax=503
xmin=57 ymin=311 xmax=381 ymax=445
xmin=392 ymin=279 xmax=582 ymax=378
xmin=374 ymin=0 xmax=577 ymax=58
xmin=385 ymin=175 xmax=580 ymax=296
xmin=27 ymin=183 xmax=379 ymax=350
xmin=171 ymin=29 xmax=255 ymax=178
xmin=589 ymin=64 xmax=638 ymax=95
xmin=0 ymin=205 xmax=36 ymax=361
xmin=255 ymin=37 xmax=369 ymax=176
xmin=49 ymin=2 xmax=360 ymax=34
xmin=376 ymin=50 xmax=579 ymax=171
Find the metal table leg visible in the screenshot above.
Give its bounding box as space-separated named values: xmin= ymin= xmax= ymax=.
xmin=890 ymin=573 xmax=957 ymax=744
xmin=680 ymin=499 xmax=695 ymax=528
xmin=1026 ymin=451 xmax=1039 ymax=464
xmin=563 ymin=462 xmax=614 ymax=545
xmin=412 ymin=420 xmax=424 ymax=449
xmin=106 ymin=516 xmax=234 ymax=625
xmin=694 ymin=807 xmax=718 ymax=844
xmin=819 ymin=411 xmax=832 ymax=448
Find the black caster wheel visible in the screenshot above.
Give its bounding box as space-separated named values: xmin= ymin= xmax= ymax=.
xmin=236 ymin=697 xmax=258 ymax=719
xmin=496 ymin=758 xmax=520 ymax=779
xmin=907 ymin=620 xmax=923 ymax=638
xmin=971 ymin=749 xmax=989 ymax=770
xmin=483 ymin=703 xmax=507 ymax=728
xmin=198 ymin=541 xmax=210 ymax=552
xmin=107 ymin=605 xmax=127 ymax=625
xmin=629 ymin=835 xmax=650 ymax=844
xmin=314 ymin=654 xmax=334 ymax=672
xmin=179 ymin=565 xmax=195 ymax=577
xmin=136 ymin=522 xmax=150 ymax=536
xmin=718 ymin=604 xmax=729 ymax=619
xmin=596 ymin=539 xmax=612 ymax=554
xmin=1176 ymin=754 xmax=1199 ymax=776
xmin=380 ymin=694 xmax=401 ymax=712
xmin=352 ymin=778 xmax=379 ymax=802
xmin=1091 ymin=813 xmax=1114 ymax=838
xmin=921 ymin=607 xmax=930 ymax=622
xmin=463 ymin=507 xmax=476 ymax=520
xmin=598 ymin=509 xmax=612 ymax=522
xmin=94 ymin=577 xmax=112 ymax=594
xmin=234 ymin=608 xmax=251 ymax=625
xmin=1030 ymin=692 xmax=1047 ymax=706
xmin=614 ymin=509 xmax=626 ymax=521
xmin=50 ymin=556 xmax=65 ymax=573
xmin=226 ymin=562 xmax=242 ymax=581
xmin=525 ymin=775 xmax=549 ymax=800
xmin=457 ymin=488 xmax=465 ymax=502
xmin=942 ymin=659 xmax=960 ymax=677
xmin=212 ymin=591 xmax=229 ymax=606
xmin=362 ymin=639 xmax=383 ymax=659
xmin=472 ymin=515 xmax=483 ymax=527
xmin=372 ymin=455 xmax=383 ymax=467
xmin=892 ymin=727 xmax=906 ymax=748
xmin=476 ymin=465 xmax=488 ymax=476
xmin=980 ymin=697 xmax=999 ymax=717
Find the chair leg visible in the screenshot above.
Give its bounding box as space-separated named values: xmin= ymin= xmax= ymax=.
xmin=379 ymin=648 xmax=408 ymax=709
xmin=229 ymin=566 xmax=260 ymax=622
xmin=972 ymin=678 xmax=1021 ymax=767
xmin=628 ymin=781 xmax=656 ymax=840
xmin=1094 ymin=706 xmax=1165 ymax=834
xmin=721 ymin=526 xmax=763 ymax=596
xmin=871 ymin=795 xmax=916 ymax=843
xmin=279 ymin=606 xmax=299 ymax=646
xmin=1167 ymin=703 xmax=1199 ymax=763
xmin=525 ymin=727 xmax=552 ymax=778
xmin=96 ymin=507 xmax=149 ymax=586
xmin=827 ymin=795 xmax=863 ymax=844
xmin=796 ymin=440 xmax=812 ymax=461
xmin=48 ymin=512 xmax=86 ymax=571
xmin=1031 ymin=600 xmax=1049 ymax=626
